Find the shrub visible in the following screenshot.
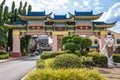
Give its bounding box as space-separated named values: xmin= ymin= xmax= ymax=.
xmin=87 ymin=51 xmax=100 ymax=57
xmin=25 ymin=68 xmax=105 ymax=80
xmin=0 ymin=52 xmax=8 ymax=55
xmin=0 ymin=54 xmax=9 ymax=60
xmin=40 ymin=52 xmax=66 ymax=59
xmin=81 ymin=51 xmax=88 ymax=56
xmin=65 ymin=50 xmax=81 ymax=56
xmin=81 ymin=56 xmax=94 ymax=68
xmin=36 ymin=60 xmax=45 ymax=69
xmin=113 ymin=54 xmax=120 ymax=63
xmin=54 ymin=54 xmax=82 ymax=68
xmin=98 ymin=55 xmax=108 ymax=67
xmin=92 ymin=55 xmax=99 ymax=65
xmin=44 ymin=58 xmax=55 ymax=68
xmin=87 ymin=52 xmax=108 ymax=67
xmin=36 ymin=59 xmax=55 ymax=69
xmin=73 ymin=52 xmax=81 ymax=57
xmin=81 ymin=56 xmax=93 ymax=62
xmin=93 ymin=55 xmax=108 ymax=67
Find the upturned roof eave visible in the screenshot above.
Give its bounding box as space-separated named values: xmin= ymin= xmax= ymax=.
xmin=4 ymin=23 xmax=26 ymax=29
xmin=18 ymin=15 xmax=47 ymax=20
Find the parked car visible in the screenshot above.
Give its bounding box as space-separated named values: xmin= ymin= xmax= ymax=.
xmin=34 ymin=51 xmax=39 ymax=55
xmin=30 ymin=52 xmax=36 ymax=56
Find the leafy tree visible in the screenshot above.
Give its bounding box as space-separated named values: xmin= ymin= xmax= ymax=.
xmin=0 ymin=0 xmax=32 ymax=51
xmin=65 ymin=43 xmax=79 ymax=53
xmin=21 ymin=35 xmax=31 ymax=54
xmin=14 ymin=8 xmax=18 ymax=22
xmin=0 ymin=0 xmax=6 ymax=25
xmin=62 ymin=36 xmax=72 ymax=45
xmin=3 ymin=6 xmax=9 ymax=22
xmin=7 ymin=1 xmax=32 ymax=51
xmin=22 ymin=1 xmax=27 ymax=14
xmin=63 ymin=35 xmax=92 ymax=54
xmin=80 ymin=38 xmax=92 ymax=56
xmin=28 ymin=4 xmax=32 ymax=12
xmin=7 ymin=1 xmax=16 ymax=51
xmin=18 ymin=1 xmax=22 ymax=14
xmin=72 ymin=36 xmax=82 ymax=44
xmin=63 ymin=35 xmax=81 ymax=53
xmin=81 ymin=38 xmax=92 ymax=49
xmin=67 ymin=39 xmax=73 ymax=43
xmin=0 ymin=0 xmax=7 ymax=48
xmin=72 ymin=35 xmax=79 ymax=38
xmin=11 ymin=1 xmax=15 ymax=13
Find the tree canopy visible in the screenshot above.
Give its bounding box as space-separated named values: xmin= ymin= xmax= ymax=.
xmin=62 ymin=35 xmax=92 ymax=54
xmin=0 ymin=0 xmax=32 ymax=51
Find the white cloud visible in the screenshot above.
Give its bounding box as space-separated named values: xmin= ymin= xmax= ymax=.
xmin=98 ymin=2 xmax=120 ymax=22
xmin=97 ymin=2 xmax=120 ymax=33
xmin=39 ymin=0 xmax=70 ymax=11
xmin=73 ymin=1 xmax=79 ymax=7
xmin=93 ymin=0 xmax=99 ymax=5
xmin=27 ymin=0 xmax=45 ymax=11
xmin=0 ymin=0 xmax=70 ymax=13
xmin=0 ymin=0 xmax=103 ymax=14
xmin=63 ymin=6 xmax=67 ymax=10
xmin=83 ymin=0 xmax=89 ymax=6
xmin=95 ymin=7 xmax=103 ymax=13
xmin=108 ymin=22 xmax=120 ymax=34
xmin=79 ymin=0 xmax=101 ymax=11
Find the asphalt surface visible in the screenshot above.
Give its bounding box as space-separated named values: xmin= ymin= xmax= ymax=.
xmin=0 ymin=56 xmax=40 ymax=80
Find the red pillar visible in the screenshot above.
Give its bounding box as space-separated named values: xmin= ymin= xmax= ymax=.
xmin=11 ymin=30 xmax=21 ymax=58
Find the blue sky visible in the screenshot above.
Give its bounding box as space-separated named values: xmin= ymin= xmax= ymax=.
xmin=1 ymin=0 xmax=120 ymax=33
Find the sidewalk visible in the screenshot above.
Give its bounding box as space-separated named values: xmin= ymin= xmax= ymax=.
xmin=94 ymin=67 xmax=120 ymax=80
xmin=0 ymin=56 xmax=30 ymax=63
xmin=0 ymin=58 xmax=14 ymax=63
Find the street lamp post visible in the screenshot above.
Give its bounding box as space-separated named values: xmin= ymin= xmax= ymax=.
xmin=8 ymin=46 xmax=10 ymax=57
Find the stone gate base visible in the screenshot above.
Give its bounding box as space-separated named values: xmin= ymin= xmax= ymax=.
xmin=10 ymin=52 xmax=21 ymax=58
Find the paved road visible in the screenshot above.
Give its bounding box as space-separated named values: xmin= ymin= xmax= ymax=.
xmin=0 ymin=56 xmax=40 ymax=80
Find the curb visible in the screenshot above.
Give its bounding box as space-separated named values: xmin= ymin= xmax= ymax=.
xmin=0 ymin=59 xmax=10 ymax=63
xmin=21 ymin=68 xmax=36 ymax=80
xmin=0 ymin=56 xmax=30 ymax=64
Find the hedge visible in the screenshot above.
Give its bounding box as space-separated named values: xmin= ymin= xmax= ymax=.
xmin=0 ymin=54 xmax=9 ymax=60
xmin=87 ymin=51 xmax=100 ymax=57
xmin=25 ymin=68 xmax=105 ymax=80
xmin=92 ymin=55 xmax=108 ymax=67
xmin=81 ymin=56 xmax=94 ymax=68
xmin=113 ymin=54 xmax=120 ymax=63
xmin=0 ymin=52 xmax=8 ymax=55
xmin=54 ymin=54 xmax=82 ymax=69
xmin=40 ymin=52 xmax=66 ymax=59
xmin=36 ymin=58 xmax=55 ymax=69
xmin=87 ymin=52 xmax=108 ymax=67
xmin=36 ymin=60 xmax=45 ymax=69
